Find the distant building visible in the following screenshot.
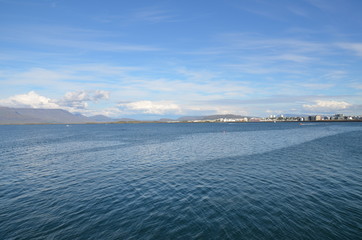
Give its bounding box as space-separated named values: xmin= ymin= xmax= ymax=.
xmin=334 ymin=114 xmax=344 ymax=120
xmin=308 ymin=115 xmax=322 ymax=121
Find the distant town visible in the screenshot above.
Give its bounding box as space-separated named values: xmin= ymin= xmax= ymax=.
xmin=170 ymin=114 xmax=362 ymax=123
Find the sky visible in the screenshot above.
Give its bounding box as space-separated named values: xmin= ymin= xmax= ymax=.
xmin=0 ymin=0 xmax=361 ymax=119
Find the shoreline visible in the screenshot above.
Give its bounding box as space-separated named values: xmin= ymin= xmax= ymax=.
xmin=1 ymin=120 xmax=362 ymax=126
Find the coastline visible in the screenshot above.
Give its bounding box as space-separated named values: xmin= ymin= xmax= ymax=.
xmin=1 ymin=119 xmax=362 ymax=126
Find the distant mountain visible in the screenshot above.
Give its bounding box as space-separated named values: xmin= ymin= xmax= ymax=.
xmin=87 ymin=115 xmax=114 ymax=122
xmin=159 ymin=118 xmax=177 ymax=122
xmin=0 ymin=106 xmax=101 ymax=124
xmin=0 ymin=106 xmax=41 ymax=124
xmin=177 ymin=114 xmax=251 ymax=121
xmin=177 ymin=116 xmax=204 ymax=121
xmin=0 ymin=107 xmax=256 ymax=124
xmin=114 ymin=118 xmax=137 ymax=122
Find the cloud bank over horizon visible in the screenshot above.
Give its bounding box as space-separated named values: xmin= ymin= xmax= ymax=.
xmin=0 ymin=91 xmax=360 ymax=118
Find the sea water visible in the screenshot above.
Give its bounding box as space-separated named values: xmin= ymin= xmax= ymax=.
xmin=1 ymin=122 xmax=361 ymax=239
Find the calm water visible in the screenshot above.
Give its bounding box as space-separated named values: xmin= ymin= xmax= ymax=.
xmin=1 ymin=122 xmax=361 ymax=239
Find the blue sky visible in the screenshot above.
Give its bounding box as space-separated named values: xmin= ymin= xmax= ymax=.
xmin=1 ymin=0 xmax=361 ymax=119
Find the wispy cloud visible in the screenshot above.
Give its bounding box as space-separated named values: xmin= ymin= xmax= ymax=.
xmin=349 ymin=82 xmax=362 ymax=90
xmin=224 ymin=63 xmax=304 ymax=74
xmin=272 ymin=54 xmax=314 ymax=63
xmin=1 ymin=68 xmax=74 ymax=88
xmin=0 ymin=64 xmax=143 ymax=91
xmin=95 ymin=6 xmax=177 ymax=25
xmin=132 ymin=8 xmax=175 ymax=23
xmin=0 ymin=65 xmax=255 ymax=107
xmin=321 ymin=70 xmax=348 ymax=79
xmin=287 ymin=5 xmax=310 ymax=18
xmin=220 ymin=33 xmax=327 ymax=54
xmin=305 ymin=0 xmax=335 ymax=12
xmin=300 ymin=83 xmax=335 ymax=90
xmin=337 ymin=42 xmax=362 ymax=56
xmin=0 ymin=25 xmax=161 ymax=52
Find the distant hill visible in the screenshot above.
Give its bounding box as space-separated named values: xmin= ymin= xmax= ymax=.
xmin=177 ymin=116 xmax=203 ymax=121
xmin=177 ymin=114 xmax=251 ymax=121
xmin=159 ymin=118 xmax=177 ymax=122
xmin=114 ymin=118 xmax=137 ymax=122
xmin=0 ymin=106 xmax=110 ymax=124
xmin=87 ymin=115 xmax=114 ymax=122
xmin=0 ymin=107 xmax=256 ymax=124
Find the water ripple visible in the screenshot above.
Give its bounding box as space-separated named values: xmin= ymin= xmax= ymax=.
xmin=1 ymin=123 xmax=361 ymax=239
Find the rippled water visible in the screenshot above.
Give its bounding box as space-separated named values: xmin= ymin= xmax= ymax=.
xmin=1 ymin=122 xmax=362 ymax=239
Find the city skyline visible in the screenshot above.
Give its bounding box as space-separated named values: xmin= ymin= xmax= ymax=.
xmin=1 ymin=0 xmax=362 ymax=119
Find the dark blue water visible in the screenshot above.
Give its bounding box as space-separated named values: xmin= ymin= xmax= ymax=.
xmin=1 ymin=122 xmax=362 ymax=239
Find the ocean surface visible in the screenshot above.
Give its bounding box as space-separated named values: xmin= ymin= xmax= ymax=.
xmin=1 ymin=122 xmax=361 ymax=239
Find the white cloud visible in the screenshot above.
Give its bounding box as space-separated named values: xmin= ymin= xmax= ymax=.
xmin=118 ymin=100 xmax=182 ymax=115
xmin=182 ymin=102 xmax=249 ymax=116
xmin=64 ymin=90 xmax=91 ymax=101
xmin=303 ymin=100 xmax=352 ymax=112
xmin=62 ymin=90 xmax=109 ymax=102
xmin=89 ymin=107 xmax=123 ymax=117
xmin=207 ymin=106 xmax=249 ymax=116
xmin=93 ymin=90 xmax=110 ymax=101
xmin=116 ymin=99 xmax=251 ymax=117
xmin=0 ymin=91 xmax=60 ymax=109
xmin=0 ymin=90 xmax=110 ymax=113
xmin=57 ymin=90 xmax=110 ymax=110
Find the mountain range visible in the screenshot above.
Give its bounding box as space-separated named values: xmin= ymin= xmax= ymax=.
xmin=0 ymin=106 xmax=114 ymax=124
xmin=0 ymin=106 xmax=254 ymax=124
